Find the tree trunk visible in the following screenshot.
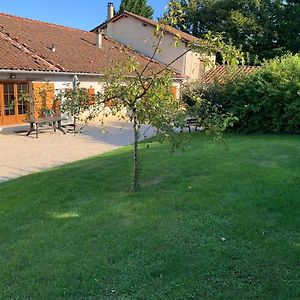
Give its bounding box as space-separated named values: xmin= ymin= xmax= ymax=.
xmin=73 ymin=116 xmax=77 ymax=133
xmin=132 ymin=109 xmax=140 ymax=192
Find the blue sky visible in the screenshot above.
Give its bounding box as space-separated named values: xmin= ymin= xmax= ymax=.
xmin=0 ymin=0 xmax=168 ymax=31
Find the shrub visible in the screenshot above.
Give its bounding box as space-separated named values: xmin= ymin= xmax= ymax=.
xmin=200 ymin=54 xmax=300 ymax=133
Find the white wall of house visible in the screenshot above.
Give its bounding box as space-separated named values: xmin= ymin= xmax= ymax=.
xmin=105 ymin=16 xmax=185 ymax=73
xmin=0 ymin=72 xmax=100 ymax=84
xmin=0 ymin=71 xmax=182 ymax=95
xmin=0 ymin=72 xmax=105 ymax=96
xmin=103 ymin=16 xmax=207 ymax=80
xmin=0 ymin=71 xmax=183 ymax=127
xmin=53 ymin=80 xmax=104 ymax=94
xmin=0 ymin=72 xmax=107 ymax=125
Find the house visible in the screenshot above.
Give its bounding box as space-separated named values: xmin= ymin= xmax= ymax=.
xmin=0 ymin=13 xmax=181 ymax=127
xmin=92 ymin=3 xmax=214 ymax=80
xmin=0 ymin=4 xmax=204 ymax=127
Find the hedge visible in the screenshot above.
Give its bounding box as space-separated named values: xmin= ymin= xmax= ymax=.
xmin=200 ymin=54 xmax=300 ymax=134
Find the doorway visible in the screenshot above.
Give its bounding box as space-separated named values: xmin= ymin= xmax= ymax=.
xmin=0 ymin=82 xmax=29 ymax=126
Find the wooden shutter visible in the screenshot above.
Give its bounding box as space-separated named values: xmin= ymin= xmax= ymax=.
xmin=171 ymin=86 xmax=177 ymax=99
xmin=88 ymin=87 xmax=95 ymax=105
xmin=32 ymin=82 xmax=55 ymax=118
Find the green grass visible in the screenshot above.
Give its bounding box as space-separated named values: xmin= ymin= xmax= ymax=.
xmin=0 ymin=134 xmax=299 ymax=299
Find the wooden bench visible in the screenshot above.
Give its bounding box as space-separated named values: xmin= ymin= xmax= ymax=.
xmin=25 ymin=116 xmax=67 ymax=138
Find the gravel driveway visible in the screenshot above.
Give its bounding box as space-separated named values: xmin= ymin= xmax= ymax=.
xmin=0 ymin=118 xmax=155 ymax=182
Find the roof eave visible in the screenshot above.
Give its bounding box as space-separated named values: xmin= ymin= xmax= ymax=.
xmin=0 ymin=69 xmax=185 ymax=80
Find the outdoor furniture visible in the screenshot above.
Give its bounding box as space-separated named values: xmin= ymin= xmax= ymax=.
xmin=25 ymin=116 xmax=67 ymax=138
xmin=186 ymin=117 xmax=199 ymax=132
xmin=62 ymin=116 xmax=77 ymax=133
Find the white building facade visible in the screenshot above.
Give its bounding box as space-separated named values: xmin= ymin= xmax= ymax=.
xmin=93 ymin=7 xmax=215 ymax=80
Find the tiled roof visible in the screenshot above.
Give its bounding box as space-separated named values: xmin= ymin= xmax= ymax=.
xmin=92 ymin=11 xmax=198 ymax=43
xmin=0 ymin=13 xmax=179 ymax=76
xmin=201 ymin=65 xmax=259 ymax=84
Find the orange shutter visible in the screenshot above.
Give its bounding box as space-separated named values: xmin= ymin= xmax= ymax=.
xmin=32 ymin=82 xmax=55 ymax=118
xmin=88 ymin=87 xmax=95 ymax=105
xmin=171 ymin=86 xmax=177 ymax=99
xmin=88 ymin=87 xmax=95 ymax=97
xmin=0 ymin=84 xmax=3 ymax=126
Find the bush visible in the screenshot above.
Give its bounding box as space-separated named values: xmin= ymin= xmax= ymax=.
xmin=200 ymin=54 xmax=300 ymax=134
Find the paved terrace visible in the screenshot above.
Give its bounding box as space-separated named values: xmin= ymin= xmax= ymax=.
xmin=0 ymin=118 xmax=155 ymax=182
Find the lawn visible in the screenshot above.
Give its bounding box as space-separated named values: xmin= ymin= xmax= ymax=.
xmin=0 ymin=134 xmax=299 ymax=299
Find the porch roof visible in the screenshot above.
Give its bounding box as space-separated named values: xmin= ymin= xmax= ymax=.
xmin=200 ymin=65 xmax=259 ymax=84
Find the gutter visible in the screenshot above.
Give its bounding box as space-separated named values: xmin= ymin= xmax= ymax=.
xmin=0 ymin=69 xmax=185 ymax=81
xmin=0 ymin=69 xmax=102 ymax=77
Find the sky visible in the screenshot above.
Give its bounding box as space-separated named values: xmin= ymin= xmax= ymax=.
xmin=0 ymin=0 xmax=169 ymax=31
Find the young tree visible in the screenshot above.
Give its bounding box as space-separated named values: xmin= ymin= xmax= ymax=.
xmin=101 ymin=60 xmax=186 ymax=191
xmin=59 ymin=83 xmax=93 ymax=133
xmin=119 ymin=0 xmax=154 ymax=19
xmin=60 ymin=0 xmax=243 ymax=192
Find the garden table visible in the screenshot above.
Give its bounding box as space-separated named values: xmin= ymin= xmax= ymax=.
xmin=25 ymin=116 xmax=67 ymax=138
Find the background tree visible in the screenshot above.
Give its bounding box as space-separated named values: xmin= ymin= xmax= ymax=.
xmin=177 ymin=0 xmax=299 ymax=63
xmin=119 ymin=0 xmax=154 ymax=19
xmin=278 ymin=0 xmax=300 ymax=55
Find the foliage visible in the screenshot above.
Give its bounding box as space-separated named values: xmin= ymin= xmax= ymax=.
xmin=177 ymin=0 xmax=300 ymax=63
xmin=119 ymin=0 xmax=154 ymax=19
xmin=200 ymin=54 xmax=300 ymax=133
xmin=60 ymin=85 xmax=92 ymax=119
xmin=182 ymin=83 xmax=238 ymax=142
xmin=1 ymin=134 xmax=300 ymax=299
xmin=59 ymin=0 xmax=244 ymax=191
xmin=16 ymin=90 xmax=30 ymax=117
xmin=59 ymin=84 xmax=95 ymax=132
xmin=191 ymin=31 xmax=244 ymax=66
xmin=17 ymin=83 xmax=58 ymax=119
xmin=95 ymin=24 xmax=243 ymax=191
xmin=100 ymin=57 xmax=187 ymax=191
xmin=102 ymin=59 xmax=184 ymax=142
xmin=278 ymin=0 xmax=300 ymax=55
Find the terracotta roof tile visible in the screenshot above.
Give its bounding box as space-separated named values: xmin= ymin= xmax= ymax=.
xmin=0 ymin=13 xmax=181 ymax=77
xmin=201 ymin=65 xmax=259 ymax=84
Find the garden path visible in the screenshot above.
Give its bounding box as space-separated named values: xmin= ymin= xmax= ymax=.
xmin=0 ymin=117 xmax=155 ymax=182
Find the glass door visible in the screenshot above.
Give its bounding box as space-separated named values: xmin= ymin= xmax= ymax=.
xmin=0 ymin=82 xmax=29 ymax=126
xmin=16 ymin=83 xmax=29 ymax=123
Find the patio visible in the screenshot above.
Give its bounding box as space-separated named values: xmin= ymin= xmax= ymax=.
xmin=0 ymin=117 xmax=155 ymax=182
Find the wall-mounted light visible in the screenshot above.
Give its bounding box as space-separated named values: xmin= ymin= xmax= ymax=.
xmin=10 ymin=74 xmax=16 ymax=79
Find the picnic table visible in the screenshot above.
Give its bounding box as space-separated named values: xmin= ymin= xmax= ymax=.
xmin=186 ymin=117 xmax=199 ymax=132
xmin=25 ymin=116 xmax=67 ymax=138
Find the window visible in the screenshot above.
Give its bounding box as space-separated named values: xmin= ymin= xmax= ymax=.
xmin=2 ymin=83 xmax=29 ymax=116
xmin=4 ymin=83 xmax=15 ymax=116
xmin=17 ymin=83 xmax=29 ymax=115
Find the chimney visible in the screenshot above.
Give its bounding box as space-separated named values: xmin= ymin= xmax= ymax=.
xmin=107 ymin=2 xmax=114 ymax=21
xmin=96 ymin=30 xmax=103 ymax=48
